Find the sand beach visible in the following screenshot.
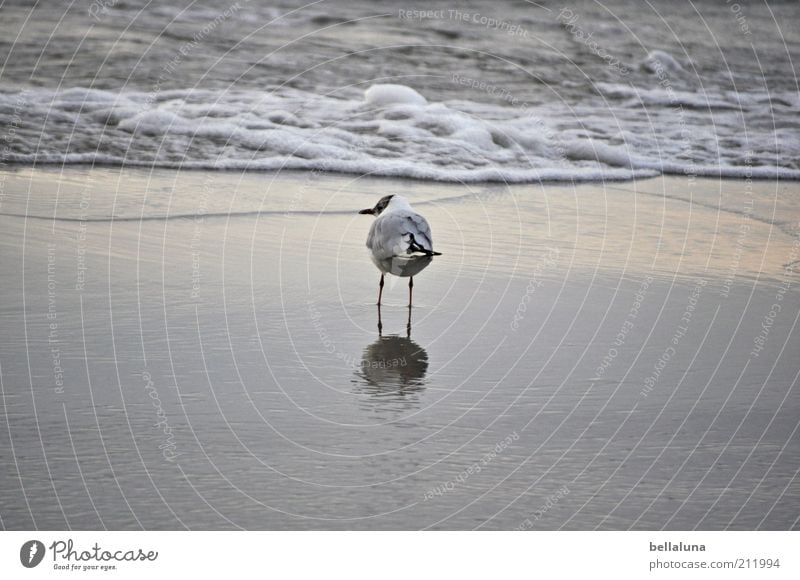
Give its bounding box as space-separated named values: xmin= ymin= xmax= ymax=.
xmin=0 ymin=166 xmax=797 ymax=529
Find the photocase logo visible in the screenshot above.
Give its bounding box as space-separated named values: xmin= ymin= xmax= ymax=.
xmin=20 ymin=540 xmax=45 ymax=568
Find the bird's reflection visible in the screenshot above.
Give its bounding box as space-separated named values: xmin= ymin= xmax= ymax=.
xmin=354 ymin=334 xmax=428 ymax=411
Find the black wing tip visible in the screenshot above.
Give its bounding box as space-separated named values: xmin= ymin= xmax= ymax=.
xmin=404 ymin=249 xmax=442 ymax=257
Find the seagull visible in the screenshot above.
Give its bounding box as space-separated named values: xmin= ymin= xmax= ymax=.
xmin=359 ymin=195 xmax=441 ymax=308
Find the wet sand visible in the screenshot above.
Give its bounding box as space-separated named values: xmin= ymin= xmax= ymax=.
xmin=0 ymin=167 xmax=798 ymax=529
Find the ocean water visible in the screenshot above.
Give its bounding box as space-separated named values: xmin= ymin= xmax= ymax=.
xmin=1 ymin=0 xmax=799 ymax=182
xmin=1 ymin=1 xmax=800 ymax=532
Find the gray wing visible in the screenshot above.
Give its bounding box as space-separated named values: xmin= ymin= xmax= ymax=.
xmin=366 ymin=210 xmax=434 ymax=260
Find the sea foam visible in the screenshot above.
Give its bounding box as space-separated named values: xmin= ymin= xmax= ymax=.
xmin=1 ymin=83 xmax=797 ymax=182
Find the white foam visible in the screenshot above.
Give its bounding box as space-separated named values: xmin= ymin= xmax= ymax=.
xmin=640 ymin=50 xmax=685 ymax=74
xmin=118 ymin=109 xmax=189 ymax=135
xmin=596 ymin=83 xmax=734 ymax=109
xmin=2 ymin=83 xmax=798 ymax=182
xmin=364 ymin=84 xmax=427 ymax=107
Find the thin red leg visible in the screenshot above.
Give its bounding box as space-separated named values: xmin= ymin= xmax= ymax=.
xmin=377 ymin=273 xmax=385 ymax=305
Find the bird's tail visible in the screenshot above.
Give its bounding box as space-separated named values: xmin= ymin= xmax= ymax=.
xmin=408 ymin=234 xmax=442 ymax=257
xmin=410 ymin=246 xmax=441 ymax=257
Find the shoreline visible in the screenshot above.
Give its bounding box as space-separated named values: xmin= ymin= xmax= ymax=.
xmin=2 ymin=166 xmax=797 ymax=280
xmin=5 ymin=161 xmax=800 ymax=183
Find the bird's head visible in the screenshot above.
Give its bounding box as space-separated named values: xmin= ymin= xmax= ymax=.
xmin=359 ymin=194 xmax=394 ymax=217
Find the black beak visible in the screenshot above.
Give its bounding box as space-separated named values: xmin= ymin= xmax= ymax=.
xmin=358 ymin=208 xmax=374 ymax=215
